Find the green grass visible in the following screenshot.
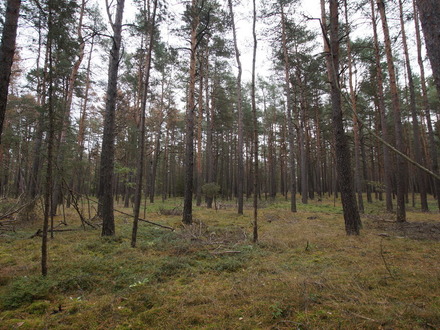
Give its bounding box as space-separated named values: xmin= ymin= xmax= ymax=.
xmin=1 ymin=195 xmax=439 ymax=329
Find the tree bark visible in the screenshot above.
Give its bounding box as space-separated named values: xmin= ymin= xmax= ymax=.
xmin=280 ymin=4 xmax=297 ymax=212
xmin=344 ymin=0 xmax=364 ymax=213
xmin=377 ymin=0 xmax=406 ymax=222
xmin=183 ymin=0 xmax=199 ymax=225
xmin=326 ymin=0 xmax=361 ymax=235
xmin=251 ymin=0 xmax=258 ymax=243
xmin=228 ymin=0 xmax=244 ymax=215
xmin=416 ymin=0 xmax=440 ymax=97
xmin=99 ymin=0 xmax=125 ymax=236
xmin=370 ymin=0 xmax=393 ymax=212
xmin=398 ymin=0 xmax=428 ymax=212
xmin=414 ymin=0 xmax=440 ymax=210
xmin=132 ymin=0 xmax=157 ymax=247
xmin=0 ymin=0 xmax=21 ymax=142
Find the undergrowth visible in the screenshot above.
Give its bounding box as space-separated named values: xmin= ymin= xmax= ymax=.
xmin=0 ymin=195 xmax=439 ymax=329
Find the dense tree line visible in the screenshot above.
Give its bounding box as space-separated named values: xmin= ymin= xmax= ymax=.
xmin=1 ymin=0 xmax=440 ymax=256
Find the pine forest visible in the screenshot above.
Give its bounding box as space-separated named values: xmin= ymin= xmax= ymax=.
xmin=0 ymin=0 xmax=440 ymax=328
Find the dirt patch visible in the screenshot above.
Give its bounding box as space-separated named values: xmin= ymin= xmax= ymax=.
xmin=364 ymin=215 xmax=440 ymax=241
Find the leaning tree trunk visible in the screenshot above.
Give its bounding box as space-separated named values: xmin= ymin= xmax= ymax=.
xmin=98 ymin=0 xmax=125 ymax=236
xmin=0 ymin=0 xmax=21 ymax=142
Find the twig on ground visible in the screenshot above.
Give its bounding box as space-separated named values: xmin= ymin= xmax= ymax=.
xmin=380 ymin=237 xmax=394 ymax=278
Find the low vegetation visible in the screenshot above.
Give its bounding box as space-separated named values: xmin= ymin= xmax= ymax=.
xmin=1 ymin=196 xmax=439 ymax=329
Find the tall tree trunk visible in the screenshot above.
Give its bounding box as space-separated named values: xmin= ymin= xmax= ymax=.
xmin=297 ymin=72 xmax=308 ymax=204
xmin=398 ymin=0 xmax=428 ymax=212
xmin=99 ymin=0 xmax=125 ymax=236
xmin=51 ymin=0 xmax=86 ymax=216
xmin=195 ymin=53 xmax=204 ymax=207
xmin=414 ymin=0 xmax=440 ymax=211
xmin=132 ymin=0 xmax=157 ymax=247
xmin=416 ymin=0 xmax=440 ymax=97
xmin=280 ymin=4 xmax=297 ymax=212
xmin=183 ymin=0 xmax=199 ymax=225
xmin=228 ymin=0 xmax=244 ymax=215
xmin=377 ymin=0 xmax=406 ymax=222
xmin=344 ymin=0 xmax=364 ymax=213
xmin=42 ymin=1 xmax=54 ymax=276
xmin=251 ymin=0 xmax=258 ymax=243
xmin=326 ymin=0 xmax=361 ymax=235
xmin=0 ymin=0 xmax=21 ymax=142
xmin=370 ymin=0 xmax=393 ymax=212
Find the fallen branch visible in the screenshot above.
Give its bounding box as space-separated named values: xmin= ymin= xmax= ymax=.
xmin=133 ymin=215 xmax=174 ymax=231
xmin=60 ymin=183 xmax=175 ymax=232
xmin=347 ymin=311 xmax=378 ymax=323
xmin=210 ymin=250 xmax=241 ymax=255
xmin=0 ymin=197 xmax=38 ymax=221
xmin=30 ymin=228 xmax=82 ymax=238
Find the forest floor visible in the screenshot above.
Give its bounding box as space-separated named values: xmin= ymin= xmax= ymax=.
xmin=0 ymin=196 xmax=439 ymax=329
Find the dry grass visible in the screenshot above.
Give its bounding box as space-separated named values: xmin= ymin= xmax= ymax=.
xmin=0 ymin=195 xmax=439 ymax=329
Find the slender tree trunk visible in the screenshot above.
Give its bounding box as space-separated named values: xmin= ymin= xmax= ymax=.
xmin=99 ymin=0 xmax=125 ymax=236
xmin=280 ymin=4 xmax=297 ymax=212
xmin=414 ymin=0 xmax=440 ymax=211
xmin=132 ymin=0 xmax=157 ymax=247
xmin=326 ymin=0 xmax=361 ymax=235
xmin=398 ymin=0 xmax=428 ymax=212
xmin=228 ymin=0 xmax=244 ymax=215
xmin=377 ymin=0 xmax=406 ymax=222
xmin=183 ymin=0 xmax=199 ymax=225
xmin=131 ymin=0 xmax=156 ymax=247
xmin=344 ymin=0 xmax=364 ymax=213
xmin=251 ymin=0 xmax=258 ymax=243
xmin=370 ymin=0 xmax=393 ymax=212
xmin=0 ymin=0 xmax=21 ymax=142
xmin=195 ymin=53 xmax=204 ymax=207
xmin=42 ymin=1 xmax=54 ymax=276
